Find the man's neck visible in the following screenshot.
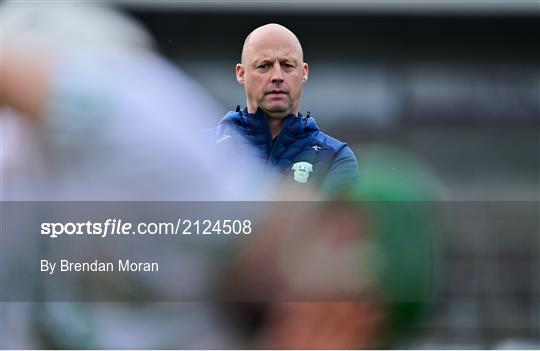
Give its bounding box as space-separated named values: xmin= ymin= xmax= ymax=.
xmin=267 ymin=118 xmax=283 ymax=139
xmin=246 ymin=106 xmax=297 ymax=138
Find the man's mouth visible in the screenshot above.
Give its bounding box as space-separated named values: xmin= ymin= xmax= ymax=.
xmin=266 ymin=90 xmax=287 ymax=95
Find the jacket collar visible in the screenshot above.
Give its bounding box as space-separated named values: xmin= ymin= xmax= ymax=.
xmin=236 ymin=107 xmax=319 ymax=137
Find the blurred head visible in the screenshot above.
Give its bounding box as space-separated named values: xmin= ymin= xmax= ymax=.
xmin=0 ymin=1 xmax=154 ymax=52
xmin=236 ymin=23 xmax=309 ymax=119
xmin=0 ymin=1 xmax=155 ymax=118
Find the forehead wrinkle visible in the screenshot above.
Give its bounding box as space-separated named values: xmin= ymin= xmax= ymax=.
xmin=245 ymin=44 xmax=303 ymax=65
xmin=252 ymin=52 xmax=299 ymax=65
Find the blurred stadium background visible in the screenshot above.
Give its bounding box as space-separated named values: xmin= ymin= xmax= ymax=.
xmin=120 ymin=1 xmax=539 ymax=348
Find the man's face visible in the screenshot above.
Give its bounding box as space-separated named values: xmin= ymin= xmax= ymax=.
xmin=237 ymin=31 xmax=308 ymax=119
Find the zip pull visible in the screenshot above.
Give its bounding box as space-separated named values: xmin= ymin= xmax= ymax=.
xmin=236 ymin=105 xmax=246 ymax=123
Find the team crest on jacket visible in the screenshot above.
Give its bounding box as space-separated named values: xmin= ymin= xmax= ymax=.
xmin=291 ymin=161 xmax=314 ymax=183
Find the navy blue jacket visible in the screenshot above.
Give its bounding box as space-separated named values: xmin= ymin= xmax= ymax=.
xmin=208 ymin=107 xmax=359 ymax=196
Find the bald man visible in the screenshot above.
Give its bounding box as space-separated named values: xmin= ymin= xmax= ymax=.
xmin=210 ymin=23 xmax=359 ymax=196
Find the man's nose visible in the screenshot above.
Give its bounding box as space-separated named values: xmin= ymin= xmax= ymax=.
xmin=270 ymin=62 xmax=284 ymax=82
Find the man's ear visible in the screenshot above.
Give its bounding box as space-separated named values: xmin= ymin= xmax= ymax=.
xmin=302 ymin=63 xmax=309 ymax=82
xmin=236 ymin=63 xmax=245 ymax=85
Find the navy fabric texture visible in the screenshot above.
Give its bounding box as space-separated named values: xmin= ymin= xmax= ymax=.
xmin=206 ymin=107 xmax=359 ymax=196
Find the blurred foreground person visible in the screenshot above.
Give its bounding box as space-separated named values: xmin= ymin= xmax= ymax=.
xmin=224 ymin=145 xmax=442 ymax=348
xmin=1 ymin=1 xmax=264 ymax=349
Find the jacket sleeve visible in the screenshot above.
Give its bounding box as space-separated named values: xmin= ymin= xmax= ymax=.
xmin=320 ymin=145 xmax=360 ymax=197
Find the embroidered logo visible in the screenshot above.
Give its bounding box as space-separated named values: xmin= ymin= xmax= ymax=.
xmin=312 ymin=144 xmax=322 ymax=152
xmin=291 ymin=161 xmax=314 ymax=184
xmin=216 ymin=134 xmax=231 ymax=144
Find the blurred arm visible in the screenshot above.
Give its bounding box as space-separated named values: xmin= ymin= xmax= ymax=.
xmin=1 ymin=48 xmax=50 ymax=118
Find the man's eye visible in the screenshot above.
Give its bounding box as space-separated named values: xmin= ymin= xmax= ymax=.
xmin=257 ymin=64 xmax=269 ymax=69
